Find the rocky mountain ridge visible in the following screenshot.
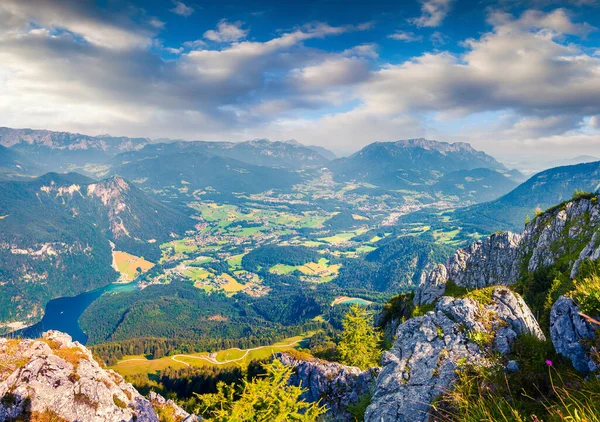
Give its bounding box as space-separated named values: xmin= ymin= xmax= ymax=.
xmin=0 ymin=127 xmax=150 ymax=152
xmin=276 ymin=352 xmax=378 ymax=421
xmin=451 ymin=160 xmax=600 ymax=232
xmin=415 ymin=194 xmax=600 ymax=305
xmin=0 ymin=331 xmax=198 ymax=421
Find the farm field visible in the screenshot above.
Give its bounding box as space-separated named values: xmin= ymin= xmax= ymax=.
xmin=331 ymin=296 xmax=373 ymax=306
xmin=112 ymin=251 xmax=154 ymax=281
xmin=269 ymin=258 xmax=341 ymax=282
xmin=110 ymin=334 xmax=312 ymax=377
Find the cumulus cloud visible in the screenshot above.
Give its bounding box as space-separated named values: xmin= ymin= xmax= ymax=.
xmin=410 ymin=0 xmax=455 ymax=28
xmin=342 ymin=44 xmax=379 ymax=59
xmin=430 ymin=31 xmax=449 ymax=46
xmin=0 ymin=1 xmax=598 ymax=160
xmin=204 ymin=20 xmax=249 ymax=43
xmin=388 ymin=31 xmax=423 ymax=42
xmin=0 ymin=0 xmax=158 ymax=49
xmin=170 ymin=1 xmax=194 ymax=17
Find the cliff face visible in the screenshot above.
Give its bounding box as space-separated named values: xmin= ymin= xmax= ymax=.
xmin=276 ymin=352 xmax=379 ymax=421
xmin=0 ymin=331 xmax=198 ymax=422
xmin=415 ymin=195 xmax=600 ymax=305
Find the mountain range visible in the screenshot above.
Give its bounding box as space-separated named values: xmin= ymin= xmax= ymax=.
xmin=328 ymin=138 xmax=522 ymax=201
xmin=451 ymin=160 xmax=600 ymax=232
xmin=0 ymin=172 xmax=193 ymax=329
xmin=0 ymin=127 xmax=150 ymax=169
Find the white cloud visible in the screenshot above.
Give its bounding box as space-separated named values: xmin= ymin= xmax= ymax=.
xmin=204 ymin=20 xmax=249 ymax=43
xmin=342 ymin=44 xmax=379 ymax=59
xmin=0 ymin=0 xmax=158 ymax=50
xmin=410 ymin=0 xmax=455 ymax=28
xmin=182 ymin=39 xmax=207 ymax=50
xmin=430 ymin=31 xmax=448 ymax=46
xmin=170 ymin=1 xmax=194 ymax=17
xmin=0 ymin=2 xmax=598 ymax=160
xmin=388 ymin=31 xmax=423 ymax=42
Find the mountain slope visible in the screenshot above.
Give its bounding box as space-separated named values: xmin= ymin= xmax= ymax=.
xmin=0 ymin=173 xmax=193 ymax=329
xmin=112 ymin=152 xmax=302 ymax=194
xmin=0 ymin=145 xmax=38 ymax=180
xmin=432 ymin=167 xmax=519 ymax=202
xmin=334 ymin=236 xmax=454 ymax=291
xmin=115 ymin=138 xmax=330 ymax=169
xmin=328 ymin=139 xmax=517 ymax=201
xmin=0 ymin=127 xmax=150 ymax=169
xmin=451 ymin=161 xmax=600 ymax=232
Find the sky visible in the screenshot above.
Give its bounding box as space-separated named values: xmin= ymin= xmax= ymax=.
xmin=0 ymin=0 xmax=600 ymax=163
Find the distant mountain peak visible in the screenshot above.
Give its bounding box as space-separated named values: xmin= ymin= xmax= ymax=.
xmin=377 ymin=138 xmax=476 ymax=154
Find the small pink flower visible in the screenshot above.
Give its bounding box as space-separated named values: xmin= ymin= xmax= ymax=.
xmin=546 ymin=360 xmax=553 ymax=366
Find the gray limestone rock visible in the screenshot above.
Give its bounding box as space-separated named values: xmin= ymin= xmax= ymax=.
xmin=414 ymin=232 xmax=522 ymax=305
xmin=276 ymin=352 xmax=379 ymax=421
xmin=365 ymin=288 xmax=544 ymax=422
xmin=0 ymin=331 xmax=198 ymax=422
xmin=550 ymin=296 xmax=598 ymax=373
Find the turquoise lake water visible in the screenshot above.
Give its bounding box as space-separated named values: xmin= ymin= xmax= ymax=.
xmin=11 ymin=282 xmax=138 ymax=345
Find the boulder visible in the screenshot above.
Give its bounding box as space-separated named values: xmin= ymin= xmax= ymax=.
xmin=550 ymin=296 xmax=598 ymax=373
xmin=365 ymin=288 xmax=544 ymax=422
xmin=0 ymin=330 xmax=198 ymax=422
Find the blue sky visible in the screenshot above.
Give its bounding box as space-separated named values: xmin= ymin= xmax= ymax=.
xmin=0 ymin=0 xmax=599 ymax=163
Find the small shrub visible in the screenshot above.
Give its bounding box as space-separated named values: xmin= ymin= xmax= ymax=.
xmin=347 ymin=393 xmax=372 ymax=422
xmin=284 ymin=349 xmax=318 ymax=362
xmin=153 ymin=404 xmax=179 ymax=422
xmin=443 ymin=280 xmax=468 ymax=298
xmin=113 ymin=394 xmax=128 ymax=409
xmin=571 ymin=273 xmax=600 ymax=316
xmin=412 ymin=303 xmax=434 ymax=317
xmin=466 ymin=330 xmax=493 ymax=348
xmin=464 ymin=286 xmax=496 ymax=306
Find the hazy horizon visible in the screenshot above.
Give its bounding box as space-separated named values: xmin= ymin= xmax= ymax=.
xmin=1 ymin=0 xmax=600 ymax=161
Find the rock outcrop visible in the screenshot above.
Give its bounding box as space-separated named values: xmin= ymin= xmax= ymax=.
xmin=520 ymin=198 xmax=600 ymax=275
xmin=550 ymin=296 xmax=598 ymax=373
xmin=415 ymin=196 xmax=600 ymax=306
xmin=0 ymin=331 xmax=198 ymax=422
xmin=414 ymin=232 xmax=522 ymax=305
xmin=276 ymin=352 xmax=379 ymax=421
xmin=366 ymin=288 xmax=544 ymax=422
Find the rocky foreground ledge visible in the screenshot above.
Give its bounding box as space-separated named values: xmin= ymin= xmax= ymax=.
xmin=0 ymin=331 xmax=198 ymax=422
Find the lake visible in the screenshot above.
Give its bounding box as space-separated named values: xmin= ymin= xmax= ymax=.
xmin=11 ymin=282 xmax=138 ymax=345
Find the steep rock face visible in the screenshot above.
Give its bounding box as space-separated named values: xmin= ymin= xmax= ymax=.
xmin=415 ymin=196 xmax=600 ymax=306
xmin=550 ymin=297 xmax=598 ymax=373
xmin=0 ymin=331 xmax=197 ymax=422
xmin=414 ymin=232 xmax=522 ymax=305
xmin=276 ymin=352 xmax=379 ymax=421
xmin=520 ymin=198 xmax=600 ymax=275
xmin=366 ymin=288 xmax=544 ymax=422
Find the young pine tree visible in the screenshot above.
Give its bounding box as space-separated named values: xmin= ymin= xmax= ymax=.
xmin=194 ymin=359 xmax=326 ymax=421
xmin=338 ymin=305 xmax=382 ymax=369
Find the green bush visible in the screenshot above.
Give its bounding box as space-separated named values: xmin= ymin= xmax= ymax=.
xmin=347 ymin=393 xmax=372 ymax=422
xmin=411 ymin=303 xmax=434 ymax=317
xmin=571 ymin=273 xmax=600 ymax=316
